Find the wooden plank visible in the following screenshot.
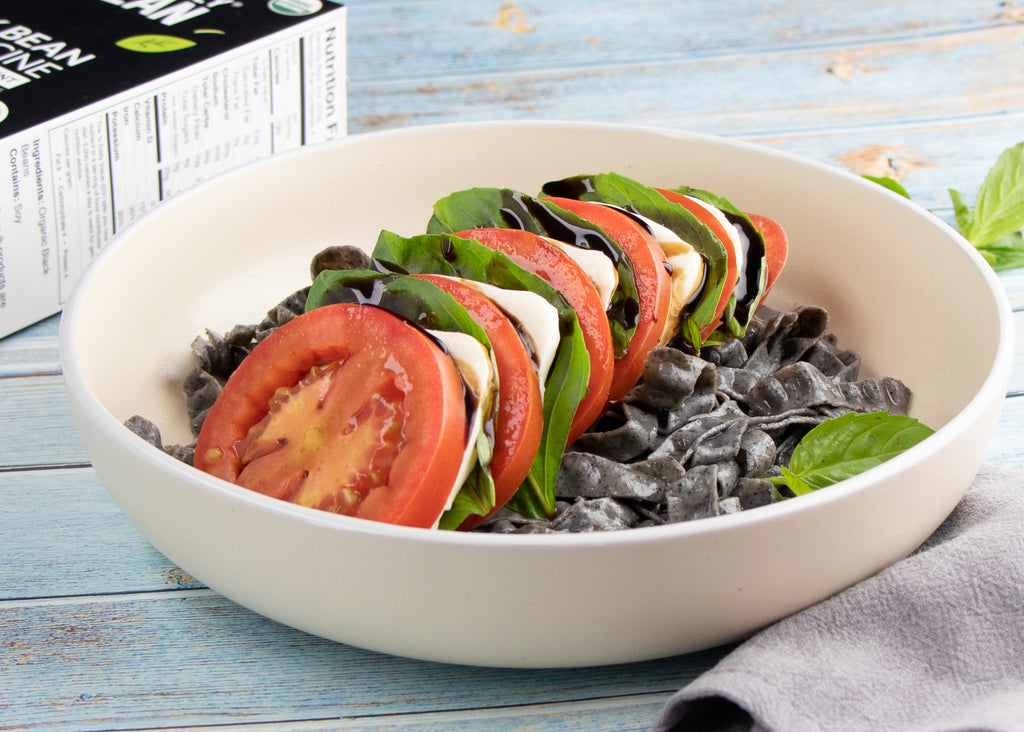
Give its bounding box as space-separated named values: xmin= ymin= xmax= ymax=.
xmin=1000 ymin=269 xmax=1024 ymax=312
xmin=0 ymin=469 xmax=201 ymax=600
xmin=346 ymin=25 xmax=1024 ymax=136
xmin=173 ymin=694 xmax=677 ymax=731
xmin=0 ymin=591 xmax=729 ymax=730
xmin=986 ymin=395 xmax=1024 ymax=470
xmin=0 ymin=315 xmax=61 ymax=378
xmin=0 ymin=374 xmax=89 ymax=468
xmin=1012 ymin=311 xmax=1024 ymax=397
xmin=344 ymin=0 xmax=1017 ymax=81
xmin=751 ymin=114 xmax=1024 ymax=213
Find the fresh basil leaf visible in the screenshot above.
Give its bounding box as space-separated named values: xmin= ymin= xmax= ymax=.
xmin=863 ymin=175 xmax=911 ymax=199
xmin=427 ymin=187 xmax=640 ymax=359
xmin=309 ymin=269 xmax=490 ymax=342
xmin=948 ymin=187 xmax=974 ymax=233
xmin=542 ymin=172 xmax=729 ymax=351
xmin=372 ymin=231 xmax=590 ymax=519
xmin=964 ymin=141 xmax=1024 ymax=247
xmin=976 ymin=231 xmax=1024 ymax=271
xmin=769 ymin=411 xmax=935 ymax=495
xmin=306 ymin=269 xmax=499 ymax=529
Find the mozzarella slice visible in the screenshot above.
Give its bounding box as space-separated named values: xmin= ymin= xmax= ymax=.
xmin=424 ymin=328 xmax=496 ymax=523
xmin=631 ymin=214 xmax=705 ymax=344
xmin=442 ymin=277 xmax=561 ymax=398
xmin=685 ymin=195 xmax=746 ymax=300
xmin=542 ymin=237 xmax=618 ymax=311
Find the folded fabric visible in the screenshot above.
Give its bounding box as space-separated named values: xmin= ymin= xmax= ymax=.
xmin=654 ymin=463 xmax=1024 ymax=732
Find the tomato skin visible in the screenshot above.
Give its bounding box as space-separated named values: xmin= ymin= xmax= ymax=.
xmin=412 ymin=274 xmax=543 ymax=528
xmin=195 ymin=303 xmax=468 ymax=529
xmin=455 ymin=227 xmax=613 ymax=443
xmin=538 ymin=197 xmax=672 ymax=402
xmin=746 ymin=212 xmax=788 ymax=296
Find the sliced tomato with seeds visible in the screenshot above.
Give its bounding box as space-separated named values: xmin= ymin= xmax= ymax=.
xmin=455 ymin=227 xmax=613 ymax=443
xmin=539 ymin=197 xmax=673 ymax=402
xmin=195 ymin=303 xmax=468 ymax=529
xmin=413 ymin=273 xmax=544 ymax=528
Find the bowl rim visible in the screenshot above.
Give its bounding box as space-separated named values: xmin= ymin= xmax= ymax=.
xmin=59 ymin=119 xmax=1017 ymax=549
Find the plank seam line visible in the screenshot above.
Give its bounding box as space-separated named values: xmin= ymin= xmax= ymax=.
xmin=0 ymin=367 xmax=63 ymax=378
xmin=0 ymin=462 xmax=93 ymax=474
xmin=332 ymin=691 xmax=678 ymax=727
xmin=42 ymin=691 xmax=682 ymax=731
xmin=2 ymin=587 xmax=217 ymax=609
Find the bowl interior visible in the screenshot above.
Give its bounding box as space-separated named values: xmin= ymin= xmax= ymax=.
xmin=68 ymin=122 xmax=1004 ymax=448
xmin=59 ymin=121 xmax=1013 ymax=667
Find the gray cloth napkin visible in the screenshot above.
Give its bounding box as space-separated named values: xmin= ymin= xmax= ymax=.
xmin=654 ymin=463 xmax=1024 ymax=732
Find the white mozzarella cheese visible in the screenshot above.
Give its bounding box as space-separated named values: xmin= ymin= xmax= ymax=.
xmin=542 ymin=237 xmax=618 ymax=311
xmin=630 ymin=214 xmax=705 ymax=344
xmin=445 ymin=277 xmax=561 ymax=397
xmin=685 ymin=195 xmax=745 ymax=299
xmin=424 ymin=328 xmax=496 ymax=522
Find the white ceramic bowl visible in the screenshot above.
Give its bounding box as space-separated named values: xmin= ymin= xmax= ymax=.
xmin=60 ymin=121 xmax=1014 ymax=668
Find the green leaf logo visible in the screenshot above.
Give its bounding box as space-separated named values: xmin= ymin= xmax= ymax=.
xmin=116 ymin=35 xmax=197 ymax=53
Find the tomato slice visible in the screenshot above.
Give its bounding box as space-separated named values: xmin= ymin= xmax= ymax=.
xmin=538 ymin=197 xmax=672 ymax=402
xmin=412 ymin=274 xmax=543 ymax=528
xmin=455 ymin=227 xmax=614 ymax=443
xmin=746 ymin=212 xmax=788 ymax=296
xmin=195 ymin=303 xmax=468 ymax=529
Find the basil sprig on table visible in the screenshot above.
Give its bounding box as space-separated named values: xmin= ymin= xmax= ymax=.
xmin=950 ymin=141 xmax=1024 ymax=271
xmin=769 ymin=411 xmax=935 ymax=496
xmin=541 ymin=172 xmax=729 ymax=350
xmin=868 ymin=140 xmax=1024 ymax=271
xmin=372 ymin=231 xmax=590 ymax=520
xmin=306 ymin=269 xmax=499 ymax=530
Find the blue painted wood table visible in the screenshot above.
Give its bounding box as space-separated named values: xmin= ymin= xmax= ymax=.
xmin=2 ymin=1 xmax=1023 ymax=729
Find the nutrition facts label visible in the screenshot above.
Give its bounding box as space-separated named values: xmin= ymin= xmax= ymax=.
xmin=0 ymin=7 xmax=346 ymax=337
xmin=52 ymin=37 xmax=337 ymax=302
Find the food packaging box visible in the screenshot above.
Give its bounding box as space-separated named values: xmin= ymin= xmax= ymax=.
xmin=0 ymin=0 xmax=346 ymax=338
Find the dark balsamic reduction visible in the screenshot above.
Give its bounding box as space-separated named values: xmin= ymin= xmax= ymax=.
xmin=440 ymin=234 xmax=458 ymax=262
xmin=317 ymin=275 xmax=429 ymax=328
xmin=540 ymin=176 xmax=593 ymax=198
xmin=725 ymin=213 xmax=767 ymax=323
xmin=543 ymin=177 xmax=721 ymax=336
xmin=497 ymin=189 xmax=640 ymax=333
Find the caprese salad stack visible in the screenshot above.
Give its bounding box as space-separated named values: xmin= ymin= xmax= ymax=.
xmin=193 ymin=172 xmax=788 ymax=530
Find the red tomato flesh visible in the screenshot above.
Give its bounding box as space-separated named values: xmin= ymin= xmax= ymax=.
xmin=539 ymin=197 xmax=673 ymax=402
xmin=746 ymin=212 xmax=789 ymax=296
xmin=195 ymin=303 xmax=468 ymax=529
xmin=413 ymin=274 xmax=544 ymax=528
xmin=455 ymin=227 xmax=614 ymax=443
